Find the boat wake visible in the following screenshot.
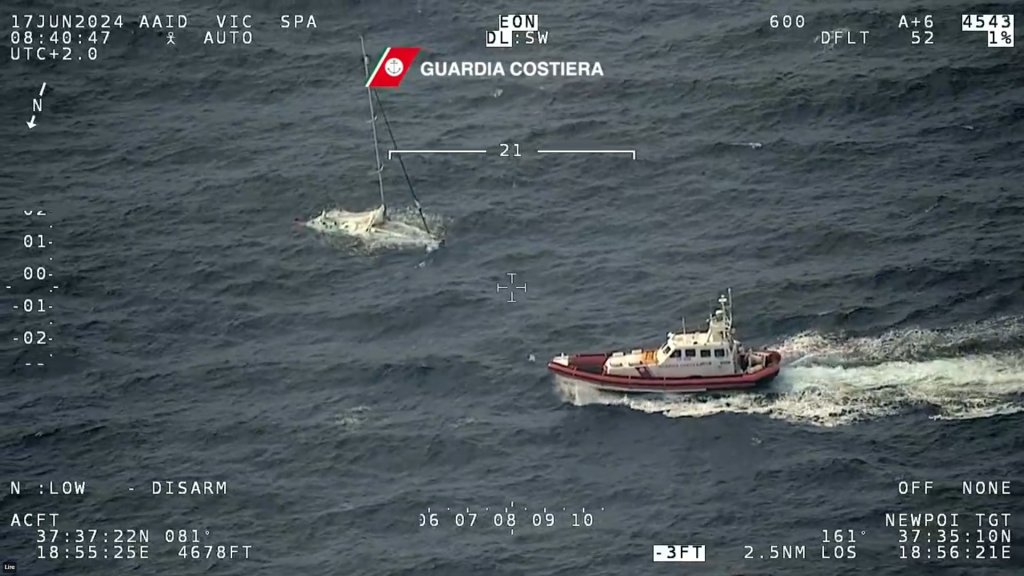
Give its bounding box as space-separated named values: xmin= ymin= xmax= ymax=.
xmin=304 ymin=206 xmax=444 ymax=253
xmin=556 ymin=317 xmax=1024 ymax=427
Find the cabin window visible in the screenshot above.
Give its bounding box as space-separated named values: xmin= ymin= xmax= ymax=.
xmin=684 ymin=349 xmax=696 ymax=358
xmin=660 ymin=344 xmax=671 ymax=354
xmin=700 ymin=349 xmax=711 ymax=358
xmin=670 ymin=349 xmax=681 ymax=358
xmin=714 ymin=348 xmax=726 ymax=358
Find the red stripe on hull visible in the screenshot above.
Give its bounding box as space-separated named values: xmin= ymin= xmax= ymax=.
xmin=548 ymin=351 xmax=782 ymax=393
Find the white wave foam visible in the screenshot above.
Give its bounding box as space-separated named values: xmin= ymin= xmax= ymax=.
xmin=305 ymin=206 xmax=444 ymax=253
xmin=557 ymin=319 xmax=1024 ymax=427
xmin=334 ymin=405 xmax=371 ymax=428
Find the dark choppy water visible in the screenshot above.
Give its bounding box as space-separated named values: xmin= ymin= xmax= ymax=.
xmin=2 ymin=1 xmax=1023 ymax=574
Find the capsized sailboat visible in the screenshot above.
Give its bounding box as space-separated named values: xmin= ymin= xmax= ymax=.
xmin=305 ymin=36 xmax=438 ymax=248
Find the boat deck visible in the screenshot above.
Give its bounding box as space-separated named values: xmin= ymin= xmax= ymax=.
xmin=565 ymin=353 xmax=609 ymax=375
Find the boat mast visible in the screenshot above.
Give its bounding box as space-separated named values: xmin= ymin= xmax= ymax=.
xmin=723 ymin=289 xmax=734 ymax=340
xmin=728 ymin=288 xmax=733 ymax=325
xmin=372 ymin=91 xmax=432 ymax=235
xmin=360 ymin=35 xmax=386 ymax=210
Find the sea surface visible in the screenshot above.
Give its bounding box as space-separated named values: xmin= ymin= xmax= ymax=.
xmin=2 ymin=0 xmax=1023 ymax=575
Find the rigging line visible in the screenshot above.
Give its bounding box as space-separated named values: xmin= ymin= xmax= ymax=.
xmin=360 ymin=36 xmax=386 ymax=210
xmin=373 ymin=90 xmax=432 ymax=236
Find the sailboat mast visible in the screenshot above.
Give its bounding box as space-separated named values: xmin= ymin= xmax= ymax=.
xmin=360 ymin=36 xmax=386 ymax=209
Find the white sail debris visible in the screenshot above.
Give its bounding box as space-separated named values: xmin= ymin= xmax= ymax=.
xmin=305 ymin=207 xmax=441 ymax=252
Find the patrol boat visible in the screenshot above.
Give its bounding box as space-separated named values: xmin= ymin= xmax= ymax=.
xmin=547 ymin=291 xmax=782 ymax=393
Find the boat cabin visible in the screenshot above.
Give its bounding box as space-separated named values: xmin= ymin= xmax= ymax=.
xmin=604 ymin=293 xmax=745 ymax=378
